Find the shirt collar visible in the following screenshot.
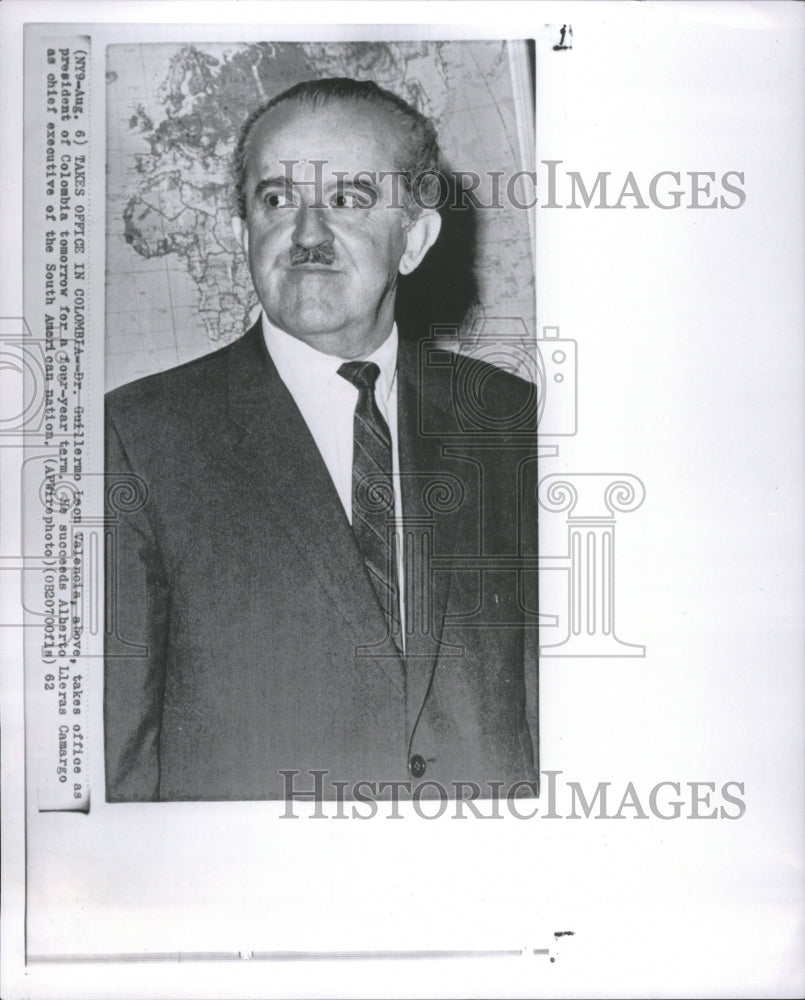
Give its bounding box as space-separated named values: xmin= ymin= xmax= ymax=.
xmin=261 ymin=311 xmax=398 ymax=407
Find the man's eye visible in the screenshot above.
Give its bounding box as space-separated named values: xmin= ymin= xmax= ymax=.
xmin=330 ymin=190 xmax=370 ymax=209
xmin=264 ymin=192 xmax=292 ymax=208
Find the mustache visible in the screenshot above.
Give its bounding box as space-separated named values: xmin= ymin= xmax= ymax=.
xmin=290 ymin=242 xmax=336 ymax=266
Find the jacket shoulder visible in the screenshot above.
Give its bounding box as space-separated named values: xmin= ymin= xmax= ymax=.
xmin=106 ymin=338 xmax=238 ymax=416
xmin=105 ymin=334 xmax=254 ymax=434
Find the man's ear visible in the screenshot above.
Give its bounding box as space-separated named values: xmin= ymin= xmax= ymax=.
xmin=399 ymin=209 xmax=442 ymax=276
xmin=231 ymin=215 xmax=249 ymax=255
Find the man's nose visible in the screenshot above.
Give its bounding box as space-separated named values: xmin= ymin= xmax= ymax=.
xmin=292 ymin=203 xmax=334 ymax=248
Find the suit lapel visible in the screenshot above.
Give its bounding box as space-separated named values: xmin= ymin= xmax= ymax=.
xmin=223 ymin=323 xmax=404 ymax=691
xmin=396 ymin=338 xmax=465 ymax=728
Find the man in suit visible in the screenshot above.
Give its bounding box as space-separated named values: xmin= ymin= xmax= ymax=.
xmin=105 ymin=78 xmax=539 ymax=802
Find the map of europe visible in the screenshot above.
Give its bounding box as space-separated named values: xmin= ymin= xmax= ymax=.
xmin=105 ymin=40 xmax=535 ymax=389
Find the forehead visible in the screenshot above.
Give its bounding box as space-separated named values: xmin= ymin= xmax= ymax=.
xmin=244 ymin=99 xmax=403 ymax=179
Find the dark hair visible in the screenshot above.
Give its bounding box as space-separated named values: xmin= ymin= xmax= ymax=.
xmin=233 ymin=77 xmax=441 ymax=219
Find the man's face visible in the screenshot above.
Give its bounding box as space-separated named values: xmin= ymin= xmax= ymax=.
xmin=232 ymin=99 xmax=440 ymax=358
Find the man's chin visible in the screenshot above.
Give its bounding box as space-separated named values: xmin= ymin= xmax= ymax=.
xmin=272 ymin=312 xmax=352 ymax=348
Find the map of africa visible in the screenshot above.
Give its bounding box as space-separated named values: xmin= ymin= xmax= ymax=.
xmin=105 ymin=40 xmax=536 ymax=389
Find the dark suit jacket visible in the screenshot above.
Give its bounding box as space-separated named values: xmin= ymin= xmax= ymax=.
xmin=104 ymin=321 xmax=539 ymax=801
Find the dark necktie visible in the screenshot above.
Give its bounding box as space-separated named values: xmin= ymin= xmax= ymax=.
xmin=337 ymin=361 xmax=401 ymax=648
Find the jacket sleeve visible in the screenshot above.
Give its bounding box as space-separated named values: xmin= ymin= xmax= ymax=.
xmin=103 ymin=407 xmax=169 ymax=801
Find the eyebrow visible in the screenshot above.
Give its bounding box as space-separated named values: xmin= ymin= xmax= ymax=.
xmin=253 ymin=174 xmax=381 ymax=199
xmin=253 ymin=175 xmax=293 ymax=201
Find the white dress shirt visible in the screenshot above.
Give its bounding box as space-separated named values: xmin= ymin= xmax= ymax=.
xmin=262 ymin=313 xmax=406 ymax=640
